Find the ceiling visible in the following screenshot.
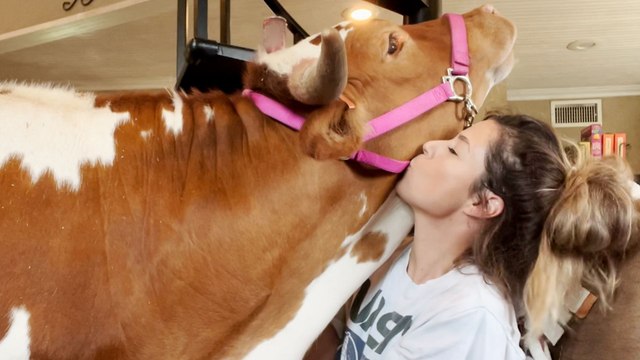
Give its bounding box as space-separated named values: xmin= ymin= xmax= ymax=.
xmin=0 ymin=0 xmax=639 ymax=101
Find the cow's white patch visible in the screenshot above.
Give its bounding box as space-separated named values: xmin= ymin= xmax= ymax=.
xmin=0 ymin=306 xmax=31 ymax=360
xmin=203 ymin=105 xmax=214 ymax=123
xmin=140 ymin=130 xmax=152 ymax=140
xmin=161 ymin=90 xmax=184 ymax=135
xmin=257 ymin=22 xmax=353 ymax=76
xmin=0 ymin=82 xmax=130 ymax=190
xmin=358 ymin=192 xmax=368 ymax=218
xmin=244 ymin=192 xmax=413 ymax=360
xmin=630 ymin=180 xmax=640 ymax=200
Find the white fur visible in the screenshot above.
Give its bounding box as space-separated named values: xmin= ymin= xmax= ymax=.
xmin=161 ymin=90 xmax=184 ymax=135
xmin=243 ymin=192 xmax=413 ymax=360
xmin=203 ymin=105 xmax=215 ymax=123
xmin=0 ymin=307 xmax=31 ymax=360
xmin=257 ymin=22 xmax=353 ymax=76
xmin=0 ymin=82 xmax=130 ymax=190
xmin=358 ymin=192 xmax=368 ymax=218
xmin=140 ymin=130 xmax=152 ymax=140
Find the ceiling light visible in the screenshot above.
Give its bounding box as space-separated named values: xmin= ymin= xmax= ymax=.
xmin=567 ymin=40 xmax=596 ymax=51
xmin=350 ymin=8 xmax=373 ymax=21
xmin=342 ymin=4 xmax=379 ymax=21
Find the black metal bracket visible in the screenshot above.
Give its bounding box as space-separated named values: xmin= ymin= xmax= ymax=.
xmin=175 ymin=0 xmax=441 ymax=93
xmin=176 ymin=0 xmax=253 ymax=93
xmin=176 ymin=0 xmax=310 ymax=93
xmin=364 ymin=0 xmax=441 ymax=24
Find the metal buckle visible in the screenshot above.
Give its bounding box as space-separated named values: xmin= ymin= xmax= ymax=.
xmin=463 ymin=99 xmax=478 ymax=128
xmin=442 ymin=68 xmax=478 ymax=128
xmin=442 ymin=68 xmax=472 ymax=102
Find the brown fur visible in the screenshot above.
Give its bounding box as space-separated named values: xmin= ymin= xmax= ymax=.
xmin=351 ymin=232 xmax=388 ymax=263
xmin=0 ymin=6 xmax=515 ymax=359
xmin=310 ymin=35 xmax=322 ymax=46
xmin=295 ymin=11 xmax=517 ymax=164
xmin=243 ymin=63 xmax=300 ymax=109
xmin=300 ymin=100 xmax=364 ymax=159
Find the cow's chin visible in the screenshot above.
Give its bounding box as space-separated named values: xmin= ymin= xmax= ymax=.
xmin=492 ymin=51 xmax=516 ymax=86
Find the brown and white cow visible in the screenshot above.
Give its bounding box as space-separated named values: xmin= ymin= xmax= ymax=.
xmin=0 ymin=5 xmax=516 ymax=359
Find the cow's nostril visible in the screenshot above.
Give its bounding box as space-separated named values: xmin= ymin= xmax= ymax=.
xmin=481 ymin=4 xmax=497 ymax=14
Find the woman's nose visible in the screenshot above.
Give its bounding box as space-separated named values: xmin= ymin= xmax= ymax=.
xmin=422 ymin=141 xmax=437 ymax=157
xmin=423 ymin=140 xmax=448 ymax=158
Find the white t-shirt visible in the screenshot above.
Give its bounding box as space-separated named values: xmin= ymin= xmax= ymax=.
xmin=338 ymin=247 xmax=525 ymax=360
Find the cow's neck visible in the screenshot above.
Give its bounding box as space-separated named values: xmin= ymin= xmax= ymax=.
xmin=95 ymin=90 xmax=403 ymax=357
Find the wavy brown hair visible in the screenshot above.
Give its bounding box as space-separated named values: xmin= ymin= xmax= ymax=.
xmin=461 ymin=113 xmax=639 ymax=342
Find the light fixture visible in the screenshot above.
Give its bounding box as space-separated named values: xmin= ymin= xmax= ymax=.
xmin=342 ymin=3 xmax=379 ymax=21
xmin=350 ymin=8 xmax=373 ymax=21
xmin=566 ymin=40 xmax=596 ymax=51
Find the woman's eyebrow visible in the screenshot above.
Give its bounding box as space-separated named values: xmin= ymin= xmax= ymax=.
xmin=458 ymin=134 xmax=470 ymax=151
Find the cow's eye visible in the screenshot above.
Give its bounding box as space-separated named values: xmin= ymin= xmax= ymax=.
xmin=387 ymin=34 xmax=399 ymax=55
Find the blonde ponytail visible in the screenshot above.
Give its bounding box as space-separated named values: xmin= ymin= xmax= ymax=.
xmin=524 ymin=239 xmax=583 ymax=341
xmin=523 ymin=155 xmax=636 ymax=342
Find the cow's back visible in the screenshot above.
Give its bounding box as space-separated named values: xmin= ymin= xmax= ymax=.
xmin=0 ymin=83 xmax=350 ymax=358
xmin=0 ymin=85 xmax=263 ymax=358
xmin=0 ymin=83 xmax=135 ymax=358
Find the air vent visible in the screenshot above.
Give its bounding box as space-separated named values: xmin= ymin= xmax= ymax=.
xmin=550 ymin=99 xmax=602 ymax=128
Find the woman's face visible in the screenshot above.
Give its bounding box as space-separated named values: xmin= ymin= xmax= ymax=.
xmin=397 ymin=119 xmax=500 ymax=218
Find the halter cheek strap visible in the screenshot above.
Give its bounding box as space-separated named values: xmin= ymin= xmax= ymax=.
xmin=244 ymin=13 xmax=475 ymax=173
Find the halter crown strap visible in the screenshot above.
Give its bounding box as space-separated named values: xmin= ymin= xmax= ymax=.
xmin=447 ymin=13 xmax=470 ymax=75
xmin=243 ymin=13 xmax=470 ymax=174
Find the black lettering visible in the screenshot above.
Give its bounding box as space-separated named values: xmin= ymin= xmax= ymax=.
xmin=350 ymin=280 xmax=387 ymax=332
xmin=349 ymin=279 xmax=371 ymax=322
xmin=359 ymin=295 xmax=384 ymax=332
xmin=375 ymin=313 xmax=412 ymax=354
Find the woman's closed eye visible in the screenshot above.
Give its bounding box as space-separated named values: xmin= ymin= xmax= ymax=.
xmin=448 ymin=146 xmax=458 ymax=156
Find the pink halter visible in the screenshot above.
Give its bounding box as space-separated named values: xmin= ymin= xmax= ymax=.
xmin=243 ymin=13 xmax=477 ymax=173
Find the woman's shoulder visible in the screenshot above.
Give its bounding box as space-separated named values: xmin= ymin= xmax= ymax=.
xmin=432 ymin=265 xmax=517 ymax=324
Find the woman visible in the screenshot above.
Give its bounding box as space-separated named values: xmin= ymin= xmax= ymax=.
xmin=306 ymin=114 xmax=638 ymax=359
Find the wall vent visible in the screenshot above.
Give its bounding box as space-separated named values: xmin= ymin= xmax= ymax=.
xmin=550 ymin=99 xmax=602 ymax=128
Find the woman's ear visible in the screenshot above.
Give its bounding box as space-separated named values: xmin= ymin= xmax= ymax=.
xmin=299 ymin=100 xmax=364 ymax=160
xmin=464 ymin=189 xmax=504 ymax=219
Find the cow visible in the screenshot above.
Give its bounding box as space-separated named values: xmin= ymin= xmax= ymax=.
xmin=0 ymin=5 xmax=516 ymax=359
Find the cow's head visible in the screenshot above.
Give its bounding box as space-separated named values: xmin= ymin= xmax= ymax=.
xmin=245 ymin=4 xmax=516 ymax=163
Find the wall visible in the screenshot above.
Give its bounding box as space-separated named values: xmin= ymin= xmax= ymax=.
xmin=0 ymin=0 xmax=125 ymax=34
xmin=478 ymin=82 xmax=510 ymax=120
xmin=479 ymin=85 xmax=640 ymax=174
xmin=510 ymin=96 xmax=640 ymax=174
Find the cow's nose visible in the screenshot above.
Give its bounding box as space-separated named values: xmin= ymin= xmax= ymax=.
xmin=481 ymin=4 xmax=497 ymax=14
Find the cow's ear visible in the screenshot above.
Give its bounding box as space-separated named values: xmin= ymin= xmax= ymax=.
xmin=299 ymin=100 xmax=364 ymax=160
